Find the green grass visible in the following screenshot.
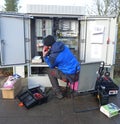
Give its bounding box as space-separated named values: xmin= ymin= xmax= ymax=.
xmin=113 ymin=77 xmax=120 ymax=86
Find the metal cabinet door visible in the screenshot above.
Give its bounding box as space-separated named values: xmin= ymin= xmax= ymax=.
xmin=80 ymin=17 xmax=117 ymax=65
xmin=0 ymin=14 xmax=26 ymax=66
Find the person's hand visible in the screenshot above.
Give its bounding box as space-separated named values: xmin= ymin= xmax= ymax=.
xmin=42 ymin=46 xmax=50 ymax=57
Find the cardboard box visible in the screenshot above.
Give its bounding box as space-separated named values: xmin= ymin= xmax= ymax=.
xmin=0 ymin=77 xmax=22 ymax=99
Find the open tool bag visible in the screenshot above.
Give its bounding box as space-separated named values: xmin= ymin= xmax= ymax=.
xmin=18 ymin=86 xmax=48 ymax=109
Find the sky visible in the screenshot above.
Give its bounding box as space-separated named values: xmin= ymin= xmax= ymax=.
xmin=0 ymin=0 xmax=94 ymax=12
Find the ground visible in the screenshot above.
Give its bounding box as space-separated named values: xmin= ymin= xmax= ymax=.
xmin=0 ymin=76 xmax=120 ymax=124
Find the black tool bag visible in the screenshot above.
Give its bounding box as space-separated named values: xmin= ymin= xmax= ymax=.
xmin=95 ymin=62 xmax=119 ymax=96
xmin=95 ymin=76 xmax=119 ymax=96
xmin=18 ymin=86 xmax=48 ymax=109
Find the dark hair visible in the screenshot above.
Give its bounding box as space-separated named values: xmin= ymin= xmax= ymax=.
xmin=43 ymin=35 xmax=56 ymax=46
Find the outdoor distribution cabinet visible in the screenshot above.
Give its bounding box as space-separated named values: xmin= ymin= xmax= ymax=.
xmin=0 ymin=5 xmax=118 ymax=87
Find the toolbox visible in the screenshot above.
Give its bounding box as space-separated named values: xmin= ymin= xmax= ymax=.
xmin=0 ymin=77 xmax=22 ymax=99
xmin=18 ymin=86 xmax=48 ymax=109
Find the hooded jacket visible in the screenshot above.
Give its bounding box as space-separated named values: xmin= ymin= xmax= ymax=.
xmin=44 ymin=41 xmax=80 ymax=75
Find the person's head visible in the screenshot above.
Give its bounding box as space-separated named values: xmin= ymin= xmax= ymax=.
xmin=43 ymin=35 xmax=56 ymax=46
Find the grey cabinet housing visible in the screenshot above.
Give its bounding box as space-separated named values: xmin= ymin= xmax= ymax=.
xmin=0 ymin=12 xmax=117 ymax=77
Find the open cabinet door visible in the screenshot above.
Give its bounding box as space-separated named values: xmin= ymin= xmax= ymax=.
xmin=80 ymin=17 xmax=117 ymax=65
xmin=0 ymin=13 xmax=27 ymax=66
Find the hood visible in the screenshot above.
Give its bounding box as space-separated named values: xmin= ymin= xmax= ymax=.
xmin=49 ymin=41 xmax=65 ymax=66
xmin=51 ymin=42 xmax=64 ymax=53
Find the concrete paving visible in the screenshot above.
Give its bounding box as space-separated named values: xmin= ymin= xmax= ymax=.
xmin=0 ymin=77 xmax=120 ymax=124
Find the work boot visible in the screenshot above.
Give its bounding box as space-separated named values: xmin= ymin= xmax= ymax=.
xmin=52 ymin=86 xmax=64 ymax=99
xmin=55 ymin=91 xmax=63 ymax=99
